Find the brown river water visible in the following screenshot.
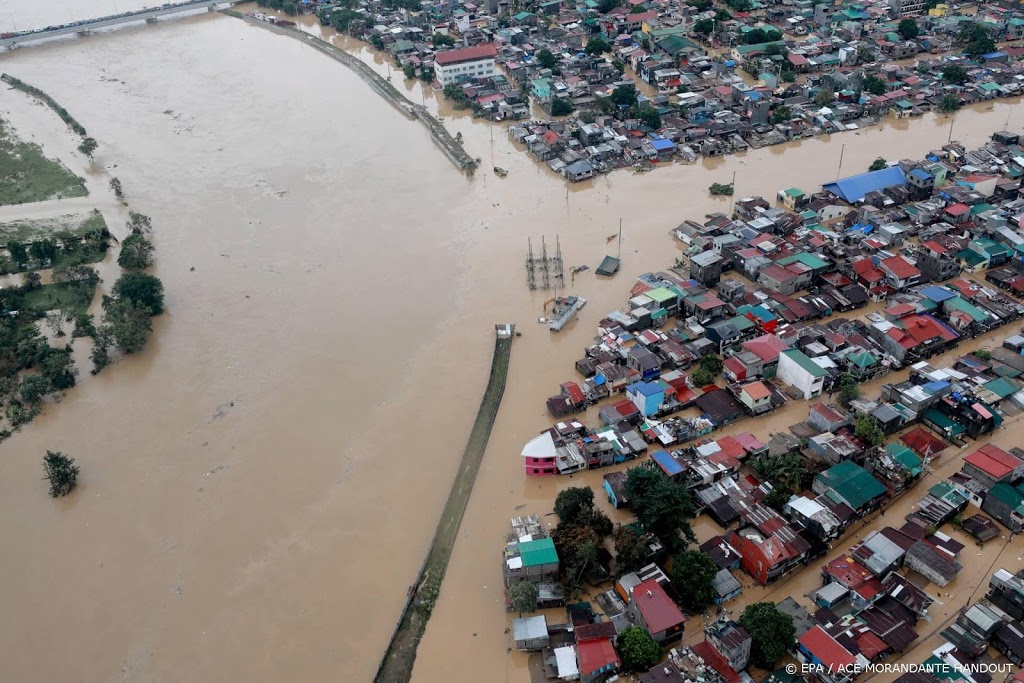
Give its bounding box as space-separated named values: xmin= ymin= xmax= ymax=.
xmin=2 ymin=4 xmax=1024 ymax=682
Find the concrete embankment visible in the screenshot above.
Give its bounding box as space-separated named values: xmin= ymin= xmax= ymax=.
xmin=373 ymin=332 xmax=513 ymax=683
xmin=220 ymin=10 xmax=478 ymax=174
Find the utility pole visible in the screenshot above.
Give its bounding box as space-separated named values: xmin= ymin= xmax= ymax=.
xmin=948 ymin=114 xmax=955 ymax=143
xmin=837 ymin=143 xmax=845 ymax=179
xmin=730 ymin=170 xmax=737 ymax=214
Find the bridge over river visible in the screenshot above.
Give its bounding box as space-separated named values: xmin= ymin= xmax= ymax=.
xmin=1 ymin=0 xmax=239 ymax=49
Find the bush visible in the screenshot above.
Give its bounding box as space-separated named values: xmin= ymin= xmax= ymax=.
xmin=43 ymin=450 xmax=79 ymax=497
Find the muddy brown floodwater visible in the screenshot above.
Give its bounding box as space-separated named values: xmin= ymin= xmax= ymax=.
xmin=1 ymin=6 xmax=1024 ymax=683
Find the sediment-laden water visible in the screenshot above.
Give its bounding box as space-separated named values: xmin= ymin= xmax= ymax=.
xmin=2 ymin=5 xmax=1024 ymax=682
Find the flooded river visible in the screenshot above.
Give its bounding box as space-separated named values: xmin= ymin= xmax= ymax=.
xmin=1 ymin=6 xmax=1024 ymax=683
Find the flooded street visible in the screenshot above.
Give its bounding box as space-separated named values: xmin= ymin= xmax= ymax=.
xmin=1 ymin=6 xmax=1024 ymax=683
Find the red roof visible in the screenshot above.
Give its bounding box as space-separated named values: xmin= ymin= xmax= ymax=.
xmin=852 ymin=258 xmax=885 ymax=284
xmin=900 ymin=427 xmax=947 ymax=459
xmin=632 ymin=579 xmax=686 ymax=634
xmin=922 ymin=240 xmax=947 ymax=255
xmin=787 ymin=53 xmax=809 ymax=66
xmin=724 ymin=355 xmax=747 ymax=380
xmin=577 ymin=638 xmax=620 ymax=676
xmin=799 ymin=626 xmax=858 ymax=669
xmin=742 ymin=381 xmax=772 ymax=401
xmin=964 ymin=444 xmax=1022 ymax=479
xmin=822 ymin=557 xmax=872 ymax=589
xmin=880 ymin=255 xmax=920 ymax=280
xmin=434 ymin=43 xmax=497 ymax=66
xmin=561 ymin=381 xmax=585 ymax=405
xmin=855 ymin=630 xmax=889 ymax=660
xmin=945 ymin=202 xmax=970 ymax=216
xmin=743 ymin=334 xmax=789 ymax=362
xmin=692 ymin=641 xmax=741 ymax=683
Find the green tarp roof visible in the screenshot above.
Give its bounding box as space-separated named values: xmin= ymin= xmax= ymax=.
xmin=519 ymin=537 xmax=558 ymax=567
xmin=984 ymin=376 xmax=1019 ymax=399
xmin=781 ymin=349 xmax=827 ymax=377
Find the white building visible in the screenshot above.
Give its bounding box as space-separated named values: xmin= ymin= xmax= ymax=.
xmin=777 ymin=348 xmax=827 ymax=400
xmin=433 ymin=43 xmax=497 ymax=85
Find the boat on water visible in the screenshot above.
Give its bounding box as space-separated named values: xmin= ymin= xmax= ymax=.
xmin=548 ymin=295 xmax=586 ymax=332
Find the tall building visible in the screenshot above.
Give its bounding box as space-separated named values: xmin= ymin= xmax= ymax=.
xmin=891 ymin=0 xmax=926 ymax=18
xmin=433 ymin=43 xmax=497 ymax=85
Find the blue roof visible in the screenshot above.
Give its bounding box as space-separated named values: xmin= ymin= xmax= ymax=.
xmin=631 ymin=381 xmax=663 ymax=396
xmin=910 ymin=168 xmax=933 ymax=181
xmin=924 ymin=380 xmax=951 ymax=394
xmin=747 ymin=90 xmax=762 ymax=100
xmin=982 ymin=51 xmax=1006 ymax=59
xmin=822 ymin=167 xmax=907 ymax=203
xmin=651 ymin=449 xmax=684 ymax=477
xmin=650 ymin=137 xmax=675 ymax=151
xmin=919 ymin=285 xmax=956 ymax=302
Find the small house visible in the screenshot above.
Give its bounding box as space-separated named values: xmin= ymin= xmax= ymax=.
xmin=777 ymin=348 xmax=827 ymax=400
xmin=627 ymin=578 xmax=686 ymax=643
xmin=513 ymin=615 xmax=550 ymax=651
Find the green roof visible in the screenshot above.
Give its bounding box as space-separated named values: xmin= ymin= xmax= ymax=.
xmin=924 ymin=408 xmax=966 ymax=435
xmin=989 ymin=483 xmax=1024 ymax=512
xmin=884 ymin=443 xmax=923 ymax=475
xmin=955 ymin=249 xmax=987 ymax=266
xmin=656 ymin=34 xmax=696 ymax=55
xmin=847 ymin=350 xmax=877 ymax=368
xmin=728 ymin=314 xmax=756 ymax=331
xmin=784 ymin=187 xmax=804 ymax=197
xmin=519 ymin=537 xmax=558 ymax=567
xmin=984 ymin=376 xmax=1019 ymax=399
xmin=818 ymin=461 xmax=886 ymax=510
xmin=777 ymin=251 xmax=828 ymax=270
xmin=646 ymin=287 xmax=676 ymax=303
xmin=734 ymin=40 xmax=786 ymax=56
xmin=943 ymin=296 xmax=988 ymax=322
xmin=781 ymin=349 xmax=827 ymax=377
xmin=513 ymin=10 xmax=535 ymax=19
xmin=970 ymin=203 xmax=994 ymax=216
xmin=980 ymin=82 xmax=1001 ymax=92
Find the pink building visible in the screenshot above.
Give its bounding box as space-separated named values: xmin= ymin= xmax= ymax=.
xmin=521 ymin=431 xmax=558 ymax=475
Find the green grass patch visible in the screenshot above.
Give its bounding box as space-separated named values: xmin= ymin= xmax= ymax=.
xmin=0 ymin=118 xmax=88 ymax=206
xmin=0 ymin=210 xmax=104 ymax=243
xmin=22 ymin=279 xmax=97 ymax=315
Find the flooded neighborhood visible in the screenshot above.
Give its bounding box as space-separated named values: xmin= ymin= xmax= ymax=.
xmin=4 ymin=2 xmax=1024 ymax=683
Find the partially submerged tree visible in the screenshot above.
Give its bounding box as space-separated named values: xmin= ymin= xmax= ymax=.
xmin=509 ymin=580 xmax=539 ymax=615
xmin=854 ymin=413 xmax=885 ymax=446
xmin=670 ymin=549 xmax=719 ymax=612
xmin=555 ymin=486 xmax=595 ymax=524
xmin=739 ymin=602 xmax=796 ymax=669
xmin=624 ymin=466 xmax=694 ymax=551
xmin=111 ymin=272 xmax=165 ymax=315
xmin=617 ymin=626 xmax=662 ymax=672
xmin=117 ymin=232 xmax=155 ymax=271
xmin=43 ymin=450 xmax=79 ymax=497
xmin=869 ymin=157 xmax=888 ymax=172
xmin=943 ymin=64 xmax=968 ymax=85
xmin=77 ymin=137 xmax=98 ymax=159
xmin=938 ymin=93 xmax=962 ymax=113
xmin=838 ymin=372 xmax=860 ymax=408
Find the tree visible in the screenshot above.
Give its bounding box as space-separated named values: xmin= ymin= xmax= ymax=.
xmin=7 ymin=241 xmax=27 ymax=269
xmin=858 ymin=45 xmax=876 ymax=63
xmin=109 ymin=176 xmax=125 ymax=201
xmin=403 ymin=62 xmax=416 ymax=79
xmin=670 ymin=550 xmax=718 ymax=611
xmin=19 ymin=374 xmax=51 ymax=405
xmin=869 ymin=157 xmax=888 ymax=172
xmin=40 ymin=346 xmax=76 ymax=390
xmin=771 ymin=105 xmax=792 ymax=125
xmin=432 ymin=32 xmax=455 ymax=47
xmin=959 ymin=23 xmax=995 ymax=59
xmin=765 ymin=42 xmax=787 ymax=57
xmin=579 ymin=110 xmax=597 ymax=124
xmin=555 ymin=486 xmax=595 ymax=524
xmin=938 ymin=93 xmax=962 ymax=113
xmin=117 ymin=232 xmax=154 ymax=271
xmin=618 ymin=626 xmax=662 ymax=672
xmin=764 ymin=486 xmax=792 ymax=513
xmin=686 ymin=0 xmax=712 ymax=10
xmin=814 ymin=88 xmax=834 ymax=106
xmin=551 ymin=97 xmax=574 ymax=116
xmin=863 ymin=75 xmax=886 ymax=96
xmin=614 ymin=526 xmax=650 ymax=575
xmin=536 ymin=48 xmax=558 ymax=70
xmin=691 ymin=367 xmax=714 ymax=386
xmin=854 ymin=413 xmax=884 ymax=447
xmin=699 ymin=354 xmax=723 ymax=375
xmin=370 ymin=32 xmax=385 ymax=50
xmin=624 ymin=467 xmax=694 ymax=551
xmin=898 ymin=19 xmax=919 ymax=40
xmin=111 ymin=272 xmax=165 ymax=315
xmin=725 ymin=0 xmax=752 ymax=11
xmin=598 ymin=0 xmax=621 ymax=12
xmin=838 ymin=372 xmax=860 ymax=408
xmin=780 ymin=69 xmax=795 ymax=83
xmin=22 ymin=271 xmax=41 ymax=292
xmin=943 ymin=64 xmax=968 ymax=85
xmin=443 ymin=83 xmax=473 ymax=109
xmin=611 ymin=84 xmax=638 ymax=107
xmin=553 ymin=522 xmax=599 ymax=593
xmin=72 ymin=312 xmax=96 ymax=339
xmin=974 ymin=349 xmax=993 ymax=360
xmin=693 ymin=18 xmax=714 ymax=36
xmin=43 ymin=451 xmax=79 ymax=498
xmin=509 ymin=580 xmax=539 ymax=615
xmin=104 ymin=299 xmax=153 ymax=354
xmin=282 ymin=1 xmax=298 ymax=14
xmin=77 ymin=137 xmax=98 ymax=159
xmin=744 ymin=28 xmax=768 ymax=45
xmin=585 ymin=37 xmax=611 ymax=55
xmin=739 ymin=602 xmax=796 ymax=669
xmin=750 ymin=452 xmax=806 ymax=492
xmin=715 ymin=9 xmax=732 ymax=21
xmin=90 ymin=328 xmax=112 ymax=374
xmin=639 ymin=108 xmax=661 ymax=130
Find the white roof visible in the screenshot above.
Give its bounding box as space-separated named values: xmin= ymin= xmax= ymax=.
xmin=507 ymin=556 xmax=523 ymax=570
xmin=788 ymin=496 xmax=824 ymax=517
xmin=521 ymin=431 xmax=557 ymax=459
xmin=513 ymin=615 xmax=548 ymax=642
xmin=554 ymin=646 xmax=579 ymax=678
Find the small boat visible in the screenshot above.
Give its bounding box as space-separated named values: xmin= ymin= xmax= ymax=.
xmin=548 ymin=296 xmax=586 ymax=332
xmin=493 ymin=166 xmax=508 ymax=177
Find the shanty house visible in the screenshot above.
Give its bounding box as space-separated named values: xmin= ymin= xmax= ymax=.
xmin=627 ymin=578 xmax=686 ymax=643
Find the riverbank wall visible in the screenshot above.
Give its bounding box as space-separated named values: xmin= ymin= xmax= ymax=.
xmin=220 ymin=10 xmax=478 ymax=175
xmin=373 ymin=330 xmax=513 ymax=682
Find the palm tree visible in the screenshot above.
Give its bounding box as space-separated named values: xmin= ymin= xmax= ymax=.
xmin=751 ymin=452 xmax=807 ymax=492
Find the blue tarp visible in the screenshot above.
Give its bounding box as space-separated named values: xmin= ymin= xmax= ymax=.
xmin=822 ymin=166 xmax=907 ymax=203
xmin=910 ymin=168 xmax=933 ymax=181
xmin=650 ymin=137 xmax=676 ymax=151
xmin=919 ymin=285 xmax=957 ymax=302
xmin=651 ymin=449 xmax=684 ymax=477
xmin=924 ymin=380 xmax=951 ymax=394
